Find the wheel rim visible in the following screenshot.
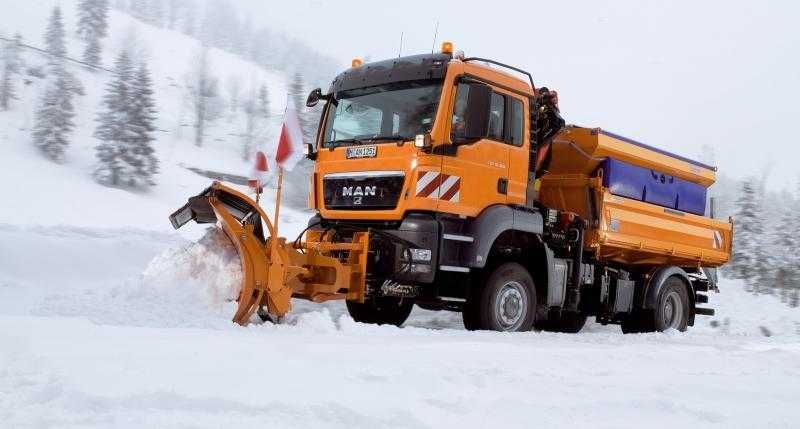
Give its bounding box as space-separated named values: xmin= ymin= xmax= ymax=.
xmin=495 ymin=281 xmax=528 ymax=330
xmin=662 ymin=290 xmax=684 ymax=329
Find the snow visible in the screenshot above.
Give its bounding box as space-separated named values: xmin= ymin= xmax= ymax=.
xmin=1 ymin=1 xmax=800 ymax=427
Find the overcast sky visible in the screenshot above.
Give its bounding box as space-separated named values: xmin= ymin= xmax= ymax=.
xmin=241 ymin=0 xmax=799 ymax=190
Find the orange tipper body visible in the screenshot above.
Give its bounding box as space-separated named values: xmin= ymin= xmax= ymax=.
xmin=538 ymin=126 xmax=731 ymax=268
xmin=171 ymin=45 xmax=732 ymax=332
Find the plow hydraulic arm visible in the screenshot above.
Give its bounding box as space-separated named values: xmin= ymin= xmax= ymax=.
xmin=169 ymin=182 xmax=369 ymax=325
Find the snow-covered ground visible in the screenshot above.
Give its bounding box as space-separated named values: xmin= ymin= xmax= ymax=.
xmin=2 ymin=220 xmax=800 ymax=428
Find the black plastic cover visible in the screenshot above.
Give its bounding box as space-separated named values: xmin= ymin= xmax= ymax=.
xmin=329 ymin=53 xmax=450 ymax=94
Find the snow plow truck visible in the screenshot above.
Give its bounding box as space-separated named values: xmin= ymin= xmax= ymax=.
xmin=170 ymin=43 xmax=733 ymax=333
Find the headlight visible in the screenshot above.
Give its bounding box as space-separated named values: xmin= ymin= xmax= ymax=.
xmin=408 ymin=248 xmax=432 ymax=262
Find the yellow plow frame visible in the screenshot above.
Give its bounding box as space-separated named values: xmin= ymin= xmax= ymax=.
xmin=169 ymin=181 xmax=369 ymax=325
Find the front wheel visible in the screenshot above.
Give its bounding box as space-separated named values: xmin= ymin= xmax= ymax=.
xmin=463 ymin=262 xmax=537 ymax=332
xmin=346 ymin=297 xmax=414 ymax=327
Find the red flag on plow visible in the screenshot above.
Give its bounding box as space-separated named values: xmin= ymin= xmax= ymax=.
xmin=275 ymin=98 xmax=304 ymax=171
xmin=248 ymin=151 xmax=269 ymax=191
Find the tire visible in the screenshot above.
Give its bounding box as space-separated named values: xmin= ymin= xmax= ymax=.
xmin=463 ymin=262 xmax=537 ymax=332
xmin=538 ymin=312 xmax=588 ymax=333
xmin=346 ymin=297 xmax=414 ymax=327
xmin=621 ymin=276 xmax=690 ymax=333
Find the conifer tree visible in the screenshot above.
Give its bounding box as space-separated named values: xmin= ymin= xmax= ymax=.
xmin=773 ymin=207 xmax=798 ymax=301
xmin=127 ymin=61 xmax=159 ymax=185
xmin=32 ymin=7 xmax=77 ymax=161
xmin=94 ymin=51 xmax=134 ymax=186
xmin=186 ymin=48 xmax=221 ymax=147
xmin=32 ymin=74 xmax=75 ymax=161
xmin=729 ymin=179 xmax=762 ymax=283
xmin=240 ymin=83 xmax=270 ymax=161
xmin=76 ymin=0 xmax=110 ymax=66
xmin=258 ymin=84 xmax=270 ymax=119
xmin=287 ymin=72 xmax=319 ymax=143
xmin=0 ymin=33 xmax=23 ymax=110
xmin=44 ymin=6 xmax=67 ymax=72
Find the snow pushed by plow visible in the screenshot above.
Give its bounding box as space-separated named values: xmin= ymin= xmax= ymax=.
xmin=142 ymin=227 xmax=243 ymax=317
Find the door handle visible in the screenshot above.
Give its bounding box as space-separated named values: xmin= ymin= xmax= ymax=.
xmin=497 ymin=178 xmax=508 ymax=195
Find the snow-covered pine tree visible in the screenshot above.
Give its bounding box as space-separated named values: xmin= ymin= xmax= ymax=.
xmin=729 ymin=178 xmax=762 ymax=284
xmin=76 ymin=0 xmax=110 ymax=67
xmin=44 ymin=6 xmax=68 ymax=73
xmin=258 ymin=84 xmax=270 ymax=119
xmin=186 ymin=48 xmax=221 ymax=147
xmin=33 ymin=8 xmax=77 ymax=162
xmin=226 ymin=76 xmax=241 ymax=118
xmin=240 ymin=83 xmax=271 ymax=161
xmin=31 ymin=74 xmax=75 ymax=161
xmin=126 ymin=61 xmax=159 ymax=186
xmin=0 ymin=33 xmax=23 ymax=110
xmin=288 ymin=72 xmax=320 ymax=144
xmin=241 ymin=86 xmax=256 ymax=161
xmin=94 ymin=51 xmax=134 ymax=186
xmin=751 ymin=244 xmax=773 ymax=295
xmin=773 ymin=202 xmax=798 ymax=302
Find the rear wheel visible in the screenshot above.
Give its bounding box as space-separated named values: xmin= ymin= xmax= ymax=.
xmin=346 ymin=297 xmax=414 ymax=327
xmin=621 ymin=276 xmax=690 ymax=333
xmin=463 ymin=262 xmax=536 ymax=332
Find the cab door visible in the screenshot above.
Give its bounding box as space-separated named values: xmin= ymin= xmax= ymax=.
xmin=505 ymin=96 xmax=529 ymax=206
xmin=439 ymin=83 xmax=510 ymax=217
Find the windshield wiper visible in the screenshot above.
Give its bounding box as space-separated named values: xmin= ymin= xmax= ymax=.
xmin=326 ymin=136 xmax=410 ymax=148
xmin=360 ymin=135 xmax=409 ymax=144
xmin=325 ymin=138 xmax=361 ymax=148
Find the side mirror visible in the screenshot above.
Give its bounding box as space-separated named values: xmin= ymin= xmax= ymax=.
xmin=303 ymin=142 xmax=317 ymax=160
xmin=306 ymin=88 xmax=323 ymax=107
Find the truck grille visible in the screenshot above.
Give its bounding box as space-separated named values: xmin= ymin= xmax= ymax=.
xmin=323 ymin=172 xmax=405 ymax=210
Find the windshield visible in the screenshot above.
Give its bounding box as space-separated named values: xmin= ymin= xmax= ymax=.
xmin=323 ymin=80 xmax=443 ymax=147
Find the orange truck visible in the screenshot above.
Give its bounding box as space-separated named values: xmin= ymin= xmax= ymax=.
xmin=170 ymin=43 xmax=732 ymax=333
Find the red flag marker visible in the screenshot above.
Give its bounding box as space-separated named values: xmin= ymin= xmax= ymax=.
xmin=275 ymin=98 xmax=304 ymax=171
xmin=248 ymin=150 xmax=269 ymax=191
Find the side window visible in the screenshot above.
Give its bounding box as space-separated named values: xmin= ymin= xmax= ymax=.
xmin=510 ymin=98 xmax=524 ymax=146
xmin=488 ymin=92 xmax=504 ymax=140
xmin=451 ymin=83 xmax=470 ymax=140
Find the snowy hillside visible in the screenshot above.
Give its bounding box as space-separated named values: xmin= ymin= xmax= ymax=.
xmin=0 ymin=0 xmax=311 ymax=230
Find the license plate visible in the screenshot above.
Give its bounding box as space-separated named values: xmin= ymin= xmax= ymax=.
xmin=346 ymin=146 xmax=377 ymax=159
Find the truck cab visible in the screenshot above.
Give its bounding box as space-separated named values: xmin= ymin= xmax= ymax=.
xmin=308 ymin=52 xmax=536 ymax=221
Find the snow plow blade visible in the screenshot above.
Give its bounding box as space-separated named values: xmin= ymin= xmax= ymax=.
xmin=169 ymin=182 xmax=369 ymax=325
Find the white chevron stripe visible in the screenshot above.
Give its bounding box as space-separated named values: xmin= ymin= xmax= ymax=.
xmin=432 ymin=175 xmax=459 ymax=199
xmin=416 ymin=171 xmax=439 ymax=195
xmin=450 ymin=190 xmax=460 ymax=203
